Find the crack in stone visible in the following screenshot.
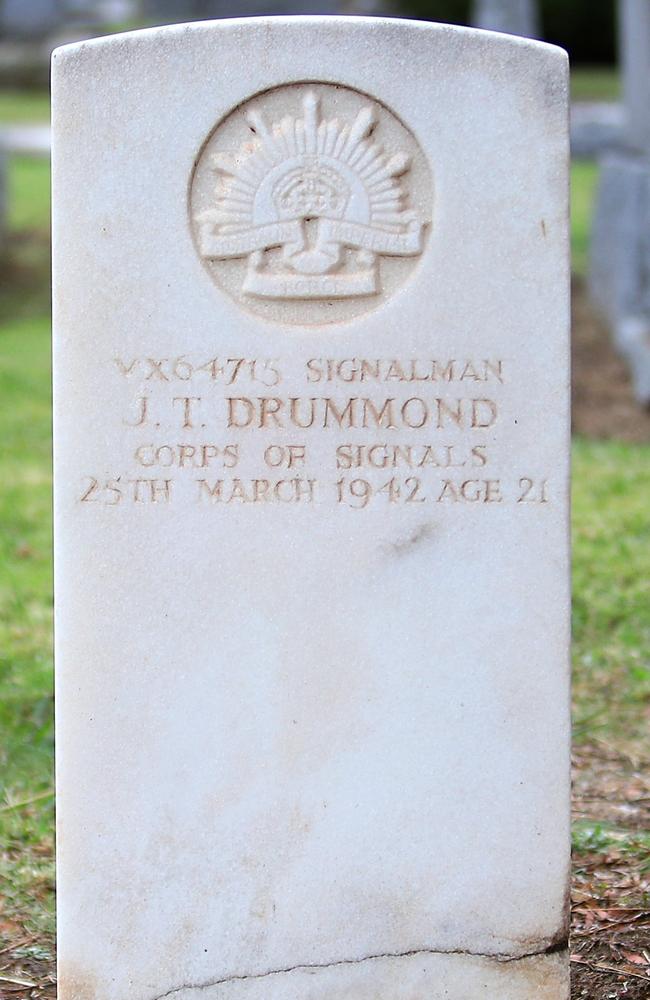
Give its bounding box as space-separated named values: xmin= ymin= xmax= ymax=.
xmin=149 ymin=943 xmax=566 ymax=1000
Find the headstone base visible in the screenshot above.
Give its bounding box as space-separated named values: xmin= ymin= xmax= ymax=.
xmin=161 ymin=951 xmax=569 ymax=1000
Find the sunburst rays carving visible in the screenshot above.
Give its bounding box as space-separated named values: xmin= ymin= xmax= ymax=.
xmin=192 ymin=87 xmax=427 ymax=302
xmin=205 ymin=92 xmax=414 ymax=235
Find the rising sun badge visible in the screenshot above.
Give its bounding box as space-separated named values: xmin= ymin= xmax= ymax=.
xmin=190 ymin=84 xmax=430 ymax=319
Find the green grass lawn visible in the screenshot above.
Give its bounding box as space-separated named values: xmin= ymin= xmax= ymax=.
xmin=9 ymin=157 xmax=50 ymax=233
xmin=573 ymin=439 xmax=650 ymax=748
xmin=0 ymin=89 xmax=49 ymax=124
xmin=571 ymin=160 xmax=599 ymax=279
xmin=0 ymin=122 xmax=648 ymax=943
xmin=570 ymin=66 xmax=621 ymax=103
xmin=0 ymin=314 xmax=54 ymax=941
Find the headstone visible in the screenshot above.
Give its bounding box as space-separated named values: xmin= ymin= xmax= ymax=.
xmin=590 ymin=0 xmax=650 ymax=404
xmin=64 ymin=0 xmax=140 ymax=26
xmin=472 ymin=0 xmax=540 ymax=38
xmin=570 ymin=101 xmax=624 ymax=160
xmin=52 ymin=17 xmax=570 ymax=1000
xmin=620 ymin=0 xmax=650 ymax=154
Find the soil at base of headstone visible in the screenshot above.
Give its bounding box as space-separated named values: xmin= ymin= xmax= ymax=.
xmin=572 ymin=279 xmax=650 ymax=443
xmin=572 ymin=953 xmax=650 ymax=1000
xmin=571 ymin=742 xmax=650 ymax=999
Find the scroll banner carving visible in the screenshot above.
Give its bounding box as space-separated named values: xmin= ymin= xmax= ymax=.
xmin=198 ymin=215 xmax=424 ymax=298
xmin=199 ymin=217 xmax=423 ymax=259
xmin=198 ymin=220 xmax=302 ymax=259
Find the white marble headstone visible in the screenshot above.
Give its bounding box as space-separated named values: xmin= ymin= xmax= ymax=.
xmin=52 ymin=17 xmax=570 ymax=1000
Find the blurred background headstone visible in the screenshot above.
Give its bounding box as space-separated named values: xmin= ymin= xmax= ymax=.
xmin=590 ymin=0 xmax=650 ymax=405
xmin=472 ymin=0 xmax=540 ymax=39
xmin=619 ymin=0 xmax=650 ymax=155
xmin=65 ymin=0 xmax=139 ymax=24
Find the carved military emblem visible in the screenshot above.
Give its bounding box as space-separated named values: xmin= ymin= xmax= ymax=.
xmin=190 ymin=83 xmax=432 ymax=324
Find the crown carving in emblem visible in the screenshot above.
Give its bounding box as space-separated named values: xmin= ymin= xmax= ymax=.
xmin=194 ymin=91 xmax=425 ymax=301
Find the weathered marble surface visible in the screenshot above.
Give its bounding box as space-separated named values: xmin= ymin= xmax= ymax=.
xmin=52 ymin=17 xmax=570 ymax=1000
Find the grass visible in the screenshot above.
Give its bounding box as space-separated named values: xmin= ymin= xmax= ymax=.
xmin=0 ymin=90 xmax=49 ymax=124
xmin=571 ymin=66 xmax=621 ymax=103
xmin=572 ymin=821 xmax=650 ymax=858
xmin=0 ymin=312 xmax=53 ymax=939
xmin=571 ymin=160 xmax=599 ymax=279
xmin=572 ymin=439 xmax=650 ymax=749
xmin=9 ymin=157 xmax=50 ymax=233
xmin=0 ymin=122 xmax=647 ymax=944
xmin=0 ymin=154 xmax=53 ymax=943
xmin=1 ymin=156 xmax=51 ymax=327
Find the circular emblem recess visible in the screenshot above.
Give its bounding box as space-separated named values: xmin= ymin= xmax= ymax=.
xmin=190 ymin=82 xmax=432 ymax=326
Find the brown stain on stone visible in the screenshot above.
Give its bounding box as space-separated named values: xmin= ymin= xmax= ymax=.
xmin=498 ymin=950 xmax=569 ymax=998
xmin=503 ymin=931 xmax=568 ymax=958
xmin=57 ymin=960 xmax=101 ymax=1000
